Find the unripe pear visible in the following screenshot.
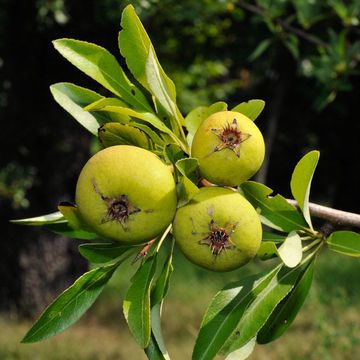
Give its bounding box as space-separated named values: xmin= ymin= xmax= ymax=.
xmin=191 ymin=111 xmax=265 ymax=186
xmin=75 ymin=145 xmax=177 ymax=244
xmin=173 ymin=186 xmax=262 ymax=272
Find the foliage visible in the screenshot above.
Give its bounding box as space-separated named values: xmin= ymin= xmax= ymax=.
xmin=12 ymin=4 xmax=359 ymax=360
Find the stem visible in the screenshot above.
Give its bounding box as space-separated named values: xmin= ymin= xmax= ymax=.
xmin=302 ymin=238 xmax=322 ymax=253
xmin=156 ymin=224 xmax=172 ymax=252
xmin=287 ymin=199 xmax=360 ymax=229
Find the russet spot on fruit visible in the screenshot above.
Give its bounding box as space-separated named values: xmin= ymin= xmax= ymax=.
xmin=75 ymin=145 xmax=177 ymax=244
xmin=172 ymin=186 xmax=262 ymax=272
xmin=191 ymin=111 xmax=265 ymax=186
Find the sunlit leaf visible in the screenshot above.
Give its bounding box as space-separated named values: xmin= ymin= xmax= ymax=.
xmin=192 ymin=266 xmax=280 ymax=360
xmin=50 ymin=83 xmax=108 ymax=135
xmin=225 ymin=337 xmax=256 ymax=360
xmin=290 ymin=150 xmax=320 ymax=229
xmin=257 ymin=241 xmax=279 ymax=261
xmin=262 ymin=231 xmax=286 ymax=242
xmin=21 ymin=262 xmax=120 ymax=343
xmin=327 ymin=231 xmax=360 ymax=257
xmin=277 ymin=231 xmax=303 ymax=268
xmin=53 ymin=39 xmax=152 ymax=112
xmin=10 ymin=211 xmax=65 ymax=226
xmin=231 ymin=100 xmax=265 ymax=121
xmin=123 ymin=255 xmax=157 ymax=348
xmin=257 ymin=259 xmax=315 ymax=344
xmin=239 ymin=181 xmax=309 ymax=232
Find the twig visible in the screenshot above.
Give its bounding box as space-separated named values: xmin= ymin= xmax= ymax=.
xmin=238 ymin=1 xmax=327 ymax=48
xmin=287 ymin=199 xmax=360 ymax=229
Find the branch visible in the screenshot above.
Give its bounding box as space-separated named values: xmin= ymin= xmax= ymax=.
xmin=238 ymin=1 xmax=327 ymax=48
xmin=287 ymin=199 xmax=360 ymax=229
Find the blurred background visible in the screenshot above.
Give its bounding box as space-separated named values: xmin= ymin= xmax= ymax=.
xmin=0 ymin=0 xmax=359 ymax=359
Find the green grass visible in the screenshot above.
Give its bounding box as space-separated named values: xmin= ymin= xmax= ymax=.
xmin=0 ymin=248 xmax=359 ymax=359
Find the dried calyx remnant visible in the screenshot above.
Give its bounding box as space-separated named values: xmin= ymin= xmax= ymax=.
xmin=211 ymin=118 xmax=251 ymax=157
xmin=92 ymin=178 xmax=140 ymax=230
xmin=192 ymin=207 xmax=238 ymax=256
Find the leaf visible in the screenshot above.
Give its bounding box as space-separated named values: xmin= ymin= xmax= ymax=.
xmin=58 ymin=202 xmax=83 ymax=229
xmin=123 ymin=255 xmax=157 ymax=348
xmin=21 ymin=262 xmax=120 ymax=343
xmin=262 ymin=231 xmax=286 ymax=242
xmin=248 ymin=39 xmax=272 ymax=61
xmin=145 ymin=333 xmax=167 ymax=360
xmin=257 ymin=259 xmax=315 ymax=344
xmin=45 ymin=222 xmax=99 ymax=240
xmin=221 ymin=262 xmax=309 ymax=354
xmin=290 ymin=150 xmax=320 ymax=229
xmin=85 ymin=97 xmax=174 ymax=136
xmin=231 ymin=99 xmax=265 ymax=121
xmin=225 ymin=337 xmax=256 ymax=360
xmin=119 ymin=5 xmax=176 ymax=101
xmin=175 ymin=158 xmax=200 ymax=207
xmin=239 ymin=181 xmax=309 ymax=232
xmin=277 ymin=231 xmax=303 ymax=268
xmin=284 ymin=34 xmax=299 ymax=59
xmin=53 ymin=39 xmax=152 ymax=112
xmin=185 ymin=102 xmax=227 ymax=147
xmin=151 ymin=253 xmax=174 ymax=306
xmin=79 ymin=242 xmax=135 ymax=263
xmin=50 ymin=83 xmax=108 ymax=135
xmin=98 ymin=122 xmax=151 ymax=149
xmin=327 ymin=231 xmax=360 ymax=257
xmin=10 ymin=211 xmax=65 ymax=226
xmin=257 ymin=242 xmax=279 ymax=261
xmin=163 ymin=144 xmax=185 ymax=165
xmin=192 ymin=266 xmax=280 ymax=360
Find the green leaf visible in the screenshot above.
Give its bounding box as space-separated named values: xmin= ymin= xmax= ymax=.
xmin=239 ymin=181 xmax=309 ymax=232
xmin=58 ymin=202 xmax=83 ymax=229
xmin=257 ymin=241 xmax=279 ymax=261
xmin=277 ymin=231 xmax=303 ymax=268
xmin=50 ymin=83 xmax=108 ymax=135
xmin=262 ymin=231 xmax=286 ymax=242
xmin=257 ymin=259 xmax=315 ymax=344
xmin=175 ymin=158 xmax=200 ymax=207
xmin=284 ymin=34 xmax=299 ymax=59
xmin=123 ymin=255 xmax=157 ymax=348
xmin=151 ymin=253 xmax=174 ymax=306
xmin=98 ymin=122 xmax=151 ymax=149
xmin=185 ymin=102 xmax=227 ymax=147
xmin=85 ymin=97 xmax=174 ymax=136
xmin=45 ymin=222 xmax=99 ymax=240
xmin=221 ymin=262 xmax=309 ymax=354
xmin=79 ymin=243 xmax=135 ymax=263
xmin=231 ymin=99 xmax=265 ymax=121
xmin=21 ymin=262 xmax=120 ymax=343
xmin=53 ymin=39 xmax=152 ymax=112
xmin=290 ymin=150 xmax=320 ymax=229
xmin=225 ymin=337 xmax=256 ymax=360
xmin=192 ymin=266 xmax=280 ymax=360
xmin=145 ymin=332 xmax=167 ymax=360
xmin=327 ymin=231 xmax=360 ymax=257
xmin=10 ymin=211 xmax=65 ymax=226
xmin=163 ymin=144 xmax=185 ymax=165
xmin=248 ymin=39 xmax=272 ymax=61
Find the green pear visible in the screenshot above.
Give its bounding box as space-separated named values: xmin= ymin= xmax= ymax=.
xmin=173 ymin=186 xmax=262 ymax=272
xmin=191 ymin=111 xmax=265 ymax=186
xmin=75 ymin=145 xmax=177 ymax=244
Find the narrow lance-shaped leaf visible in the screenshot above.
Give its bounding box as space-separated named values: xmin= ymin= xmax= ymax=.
xmin=45 ymin=222 xmax=99 ymax=240
xmin=262 ymin=231 xmax=286 ymax=242
xmin=221 ymin=260 xmax=312 ymax=354
xmin=79 ymin=242 xmax=136 ymax=264
xmin=21 ymin=261 xmax=120 ymax=343
xmin=192 ymin=266 xmax=280 ymax=360
xmin=123 ymin=255 xmax=158 ymax=348
xmin=225 ymin=337 xmax=256 ymax=360
xmin=10 ymin=211 xmax=65 ymax=226
xmin=53 ymin=39 xmax=153 ymax=112
xmin=327 ymin=231 xmax=360 ymax=257
xmin=50 ymin=83 xmax=108 ymax=135
xmin=257 ymin=258 xmax=315 ymax=344
xmin=239 ymin=181 xmax=309 ymax=232
xmin=231 ymin=100 xmax=265 ymax=121
xmin=290 ymin=150 xmax=320 ymax=229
